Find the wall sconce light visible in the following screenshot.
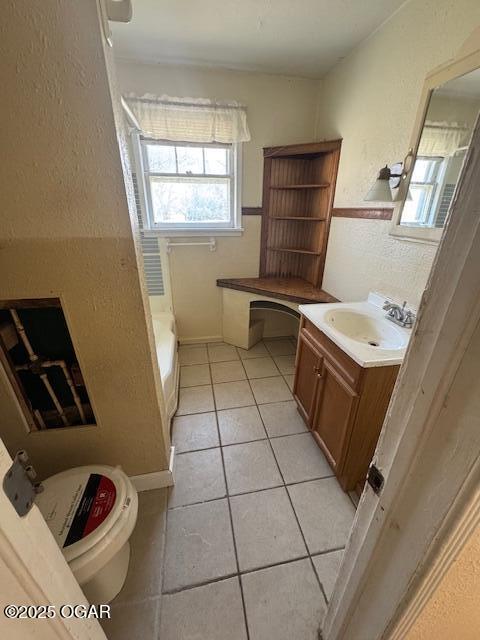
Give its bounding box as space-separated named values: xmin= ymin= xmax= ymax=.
xmin=364 ymin=164 xmax=403 ymax=202
xmin=365 ymin=150 xmax=415 ymax=203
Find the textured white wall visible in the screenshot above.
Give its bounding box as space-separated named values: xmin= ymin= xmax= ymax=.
xmin=316 ymin=0 xmax=480 ymax=306
xmin=116 ymin=60 xmax=318 ymax=340
xmin=406 ymin=524 xmax=480 ymax=639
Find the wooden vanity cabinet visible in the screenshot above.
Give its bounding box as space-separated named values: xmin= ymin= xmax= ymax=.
xmin=293 ymin=317 xmax=399 ymax=493
xmin=293 ymin=331 xmax=323 ymax=425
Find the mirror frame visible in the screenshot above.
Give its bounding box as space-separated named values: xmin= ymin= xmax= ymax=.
xmin=391 ymin=30 xmax=480 ymax=244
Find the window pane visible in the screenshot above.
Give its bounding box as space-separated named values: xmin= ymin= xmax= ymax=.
xmin=411 ymin=157 xmax=443 ymax=182
xmin=176 ymin=146 xmax=204 ymax=174
xmin=146 ymin=144 xmax=176 ymax=173
xmin=205 ymin=147 xmax=228 ymax=175
xmin=401 ymin=184 xmax=434 ymax=225
xmin=411 ymin=159 xmax=431 ymax=182
xmin=150 ymin=177 xmax=230 ymax=224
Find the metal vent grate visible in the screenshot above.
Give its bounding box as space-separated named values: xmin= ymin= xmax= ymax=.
xmin=435 ymin=183 xmax=455 ymax=228
xmin=132 ymin=173 xmax=165 ymax=296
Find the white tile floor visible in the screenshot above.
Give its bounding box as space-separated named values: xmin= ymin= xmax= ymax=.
xmin=103 ymin=338 xmax=356 ymax=640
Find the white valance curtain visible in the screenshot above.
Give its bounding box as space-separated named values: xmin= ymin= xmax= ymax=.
xmin=124 ymin=94 xmax=251 ymax=144
xmin=418 ymin=120 xmax=468 ymax=156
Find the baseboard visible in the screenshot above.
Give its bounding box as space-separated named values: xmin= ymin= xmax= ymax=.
xmin=130 ymin=446 xmax=175 ymax=492
xmin=179 ymin=335 xmax=223 ymax=345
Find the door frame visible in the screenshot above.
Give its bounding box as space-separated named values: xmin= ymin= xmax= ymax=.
xmin=322 ymin=108 xmax=480 ymax=637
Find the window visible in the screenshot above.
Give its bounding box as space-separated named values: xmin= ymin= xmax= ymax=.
xmin=133 ymin=137 xmax=241 ymax=234
xmin=401 ymin=156 xmax=445 ymax=226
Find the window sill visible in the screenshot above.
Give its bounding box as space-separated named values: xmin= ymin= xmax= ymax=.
xmin=143 ymin=228 xmax=244 ymax=238
xmin=389 ymin=220 xmax=441 ymax=245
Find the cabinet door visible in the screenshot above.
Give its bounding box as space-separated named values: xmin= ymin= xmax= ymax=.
xmin=312 ymin=358 xmax=359 ymax=472
xmin=293 ymin=333 xmax=323 ymax=426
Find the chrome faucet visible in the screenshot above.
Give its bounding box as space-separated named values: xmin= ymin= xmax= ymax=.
xmin=383 ymin=300 xmax=416 ymax=328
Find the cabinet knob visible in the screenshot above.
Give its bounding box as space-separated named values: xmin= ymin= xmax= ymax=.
xmin=313 ymin=366 xmax=322 ymax=375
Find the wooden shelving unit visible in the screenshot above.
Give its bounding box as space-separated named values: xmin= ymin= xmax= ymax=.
xmin=269 ymin=216 xmax=326 ymax=221
xmin=260 ymin=140 xmax=342 ymax=289
xmin=270 ymin=183 xmax=330 ymax=189
xmin=268 ymin=247 xmax=322 ymax=255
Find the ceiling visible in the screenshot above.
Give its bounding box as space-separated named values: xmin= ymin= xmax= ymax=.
xmin=111 ymin=0 xmax=405 ymax=79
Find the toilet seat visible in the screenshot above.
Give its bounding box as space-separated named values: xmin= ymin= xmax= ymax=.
xmin=37 ymin=465 xmax=138 ymax=589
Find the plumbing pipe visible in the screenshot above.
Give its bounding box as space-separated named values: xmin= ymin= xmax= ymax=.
xmin=16 ymin=359 xmax=87 ymax=425
xmin=9 ymin=309 xmax=70 ymax=427
xmin=9 ymin=309 xmax=38 ymax=361
xmin=43 ymin=360 xmax=87 ymax=424
xmin=39 ymin=373 xmax=69 ymax=427
xmin=33 ymin=409 xmax=46 ymax=430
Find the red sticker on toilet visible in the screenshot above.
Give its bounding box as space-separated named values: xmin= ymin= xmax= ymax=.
xmin=63 ymin=474 xmax=116 ymax=547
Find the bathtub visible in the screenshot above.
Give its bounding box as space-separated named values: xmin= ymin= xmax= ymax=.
xmin=151 ymin=311 xmax=179 ymax=424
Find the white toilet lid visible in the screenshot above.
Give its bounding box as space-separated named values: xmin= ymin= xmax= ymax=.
xmin=37 ymin=465 xmax=133 ymax=563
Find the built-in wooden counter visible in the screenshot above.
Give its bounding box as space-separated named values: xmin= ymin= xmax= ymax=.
xmin=216 ymin=277 xmax=338 ymax=305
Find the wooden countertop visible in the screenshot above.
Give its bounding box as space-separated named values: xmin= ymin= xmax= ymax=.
xmin=216 ymin=277 xmax=338 ymax=305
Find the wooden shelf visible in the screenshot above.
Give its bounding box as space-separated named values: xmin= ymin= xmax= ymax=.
xmin=267 ymin=246 xmax=321 ymax=256
xmin=217 ymin=277 xmax=338 ymax=305
xmin=269 ymin=216 xmax=326 ymax=222
xmin=270 ymin=183 xmax=330 ymax=190
xmin=260 ymin=139 xmax=341 ymax=288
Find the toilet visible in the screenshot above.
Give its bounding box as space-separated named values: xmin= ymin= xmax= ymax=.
xmin=37 ymin=464 xmax=138 ymax=604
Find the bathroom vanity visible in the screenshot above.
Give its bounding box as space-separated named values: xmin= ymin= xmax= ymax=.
xmin=293 ymin=295 xmax=411 ymax=494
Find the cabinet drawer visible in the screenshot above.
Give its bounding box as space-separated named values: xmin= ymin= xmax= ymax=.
xmin=302 ymin=318 xmax=362 ymax=389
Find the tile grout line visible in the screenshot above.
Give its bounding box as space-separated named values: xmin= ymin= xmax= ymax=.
xmin=153 ymin=491 xmax=169 ymax=638
xmin=176 ymin=397 xmax=297 ymax=415
xmin=161 ymin=553 xmax=316 ymax=596
xmin=211 ymin=360 xmax=252 ymax=640
xmin=165 ymin=363 xmax=253 ymax=634
xmin=160 ymin=483 xmax=173 ymax=599
xmin=267 ymin=439 xmax=330 ymax=606
xmin=159 ymin=543 xmax=347 ymax=597
xmin=167 ymin=473 xmax=337 ymax=512
xmin=242 ymin=369 xmax=331 ymax=607
xmin=177 ymin=395 xmax=296 ymax=418
xmin=311 ymin=545 xmax=346 ymax=558
xmin=174 ymin=427 xmax=323 ymax=456
xmin=162 ymin=571 xmax=241 ymax=597
xmin=160 ymin=544 xmax=347 ymax=597
xmin=171 ymin=340 xmax=347 ymax=616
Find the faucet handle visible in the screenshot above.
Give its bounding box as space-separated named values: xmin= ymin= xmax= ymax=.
xmin=403 ymin=310 xmax=416 ymax=328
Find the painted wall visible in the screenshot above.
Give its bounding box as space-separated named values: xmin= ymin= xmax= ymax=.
xmin=406 ymin=524 xmax=480 ymax=639
xmin=115 ymin=60 xmax=318 ymax=341
xmin=316 ymin=0 xmax=480 ymax=307
xmin=0 ymin=0 xmax=170 ymax=477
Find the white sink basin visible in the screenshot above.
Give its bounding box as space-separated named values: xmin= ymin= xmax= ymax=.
xmin=324 ymin=310 xmax=408 ymax=350
xmin=298 ymin=294 xmax=413 ymax=367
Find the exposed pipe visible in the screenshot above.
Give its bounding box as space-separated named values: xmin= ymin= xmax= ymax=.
xmin=33 ymin=409 xmax=46 ymax=430
xmin=10 ymin=309 xmax=69 ymax=427
xmin=43 ymin=360 xmax=87 ymax=424
xmin=39 ymin=373 xmax=69 ymax=427
xmin=9 ymin=309 xmax=37 ymax=361
xmin=16 ymin=359 xmax=88 ymax=425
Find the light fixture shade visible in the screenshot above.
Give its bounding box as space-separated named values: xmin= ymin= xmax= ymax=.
xmin=364 ymin=178 xmax=394 ymax=202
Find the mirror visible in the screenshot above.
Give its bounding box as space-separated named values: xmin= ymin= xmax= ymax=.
xmin=394 ymin=66 xmax=480 ymax=241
